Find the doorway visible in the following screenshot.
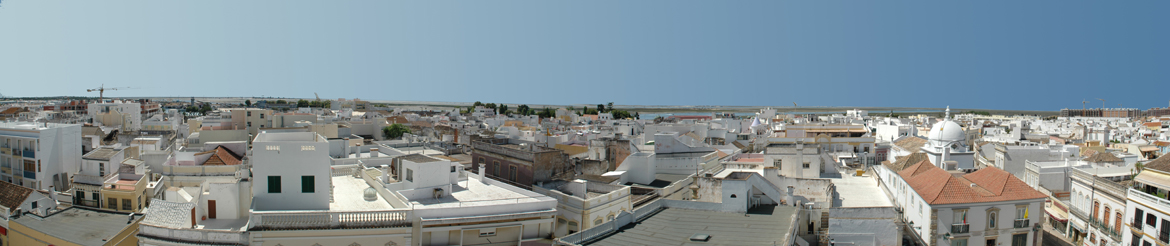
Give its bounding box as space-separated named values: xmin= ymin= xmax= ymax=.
xmin=987 ymin=238 xmax=996 ymax=246
xmin=208 ymin=200 xmax=217 ymax=219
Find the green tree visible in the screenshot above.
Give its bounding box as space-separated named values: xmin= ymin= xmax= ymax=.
xmin=596 ymin=104 xmax=605 ymax=114
xmin=276 ymin=99 xmax=288 ymax=104
xmin=634 ymin=112 xmax=640 ymax=119
xmin=607 ymin=102 xmax=614 ymax=113
xmin=382 ymin=124 xmax=412 ymax=139
xmin=473 ymin=101 xmax=484 ymax=107
xmin=498 ymin=104 xmax=509 ymax=115
xmin=297 ymin=99 xmax=310 ymax=107
xmin=538 ymin=108 xmax=555 ymax=118
xmin=612 ymin=110 xmax=632 ymax=119
xmin=517 ymin=105 xmax=530 ymax=116
xmin=245 ymin=99 xmax=252 ymax=107
xmin=485 ymin=103 xmax=497 ymax=110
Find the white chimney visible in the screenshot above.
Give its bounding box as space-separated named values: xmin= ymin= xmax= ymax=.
xmin=370 ymin=148 xmax=379 ymax=158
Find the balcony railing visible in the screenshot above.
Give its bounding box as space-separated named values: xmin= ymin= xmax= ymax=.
xmin=1087 ymin=217 xmax=1122 ymax=241
xmin=249 ymin=209 xmax=411 ymax=230
xmin=23 ymin=170 xmax=34 ymax=179
xmin=951 ymin=224 xmax=970 ymax=234
xmin=1014 ymin=219 xmax=1030 ymax=229
xmin=22 ymin=149 xmax=34 ymax=159
xmin=138 ymin=225 xmax=247 ymax=245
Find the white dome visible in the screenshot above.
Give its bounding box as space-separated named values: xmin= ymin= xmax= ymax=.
xmin=928 ymin=120 xmax=965 ymax=142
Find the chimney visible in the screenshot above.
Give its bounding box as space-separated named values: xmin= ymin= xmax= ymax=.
xmin=370 ymin=148 xmax=379 ymax=158
xmin=786 ymin=186 xmax=796 ymax=206
xmin=343 ymin=138 xmax=350 ymax=156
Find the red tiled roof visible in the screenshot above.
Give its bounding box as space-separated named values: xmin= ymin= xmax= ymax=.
xmin=197 ymin=146 xmax=243 ymax=166
xmin=899 ymin=160 xmax=1045 ymax=205
xmin=0 ymin=181 xmax=33 ymax=212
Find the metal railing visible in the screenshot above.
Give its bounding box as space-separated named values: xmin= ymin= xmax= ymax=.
xmin=23 ymin=170 xmax=34 ymax=179
xmin=1087 ymin=217 xmax=1122 ymax=241
xmin=22 ymin=149 xmax=34 ymax=159
xmin=1013 ymin=219 xmax=1030 ymax=229
xmin=951 ymin=224 xmax=970 ymax=234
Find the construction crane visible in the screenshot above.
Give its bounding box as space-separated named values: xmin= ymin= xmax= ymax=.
xmin=314 ymin=92 xmax=321 ymax=101
xmin=792 ymin=102 xmax=798 ymax=107
xmin=1096 ymin=98 xmax=1105 ymax=109
xmin=86 ymin=84 xmax=130 ymax=102
xmin=1082 ymin=99 xmax=1088 ymax=110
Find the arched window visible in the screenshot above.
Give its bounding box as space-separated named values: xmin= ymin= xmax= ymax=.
xmin=1115 ymin=212 xmax=1123 ymax=233
xmin=1092 ymin=201 xmax=1099 ymax=220
xmin=1103 ymin=206 xmax=1111 ymax=225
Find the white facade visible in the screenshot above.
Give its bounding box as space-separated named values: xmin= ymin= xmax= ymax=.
xmin=251 ymin=132 xmax=331 ymax=210
xmin=88 ymin=101 xmax=143 ymax=131
xmin=0 ymin=122 xmax=83 ymax=191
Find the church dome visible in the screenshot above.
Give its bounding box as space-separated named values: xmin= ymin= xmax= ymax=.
xmin=928 ymin=120 xmax=965 ymax=142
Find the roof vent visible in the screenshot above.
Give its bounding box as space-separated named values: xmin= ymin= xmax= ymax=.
xmin=969 ymin=183 xmax=977 ymax=188
xmin=690 ymin=234 xmax=711 ymax=242
xmin=364 ymin=187 xmax=378 ymax=201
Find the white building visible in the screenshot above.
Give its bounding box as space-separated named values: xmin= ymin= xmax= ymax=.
xmin=922 ymin=108 xmax=977 ymax=170
xmin=251 ymin=132 xmax=331 ymax=210
xmin=875 ymin=160 xmax=1046 ymax=246
xmin=0 ymin=121 xmax=82 ymax=191
xmin=88 ymin=100 xmax=143 ymax=132
xmin=1124 ymin=155 xmax=1170 ymax=246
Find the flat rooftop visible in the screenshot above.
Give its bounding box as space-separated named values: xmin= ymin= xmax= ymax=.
xmin=0 ymin=121 xmax=77 ymax=130
xmin=14 ymin=207 xmax=144 ymax=246
xmin=831 ymin=171 xmax=893 ymax=207
xmin=406 ymin=177 xmax=536 ymax=208
xmin=330 ymin=176 xmax=395 ymax=211
xmin=587 ymin=206 xmax=797 ymax=245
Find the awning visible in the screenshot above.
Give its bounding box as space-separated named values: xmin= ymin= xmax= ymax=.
xmin=1136 ymin=171 xmax=1170 ymax=191
xmin=1046 ymin=205 xmax=1069 ymax=223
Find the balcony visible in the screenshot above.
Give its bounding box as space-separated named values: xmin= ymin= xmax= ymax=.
xmin=21 ymin=149 xmax=34 ymax=159
xmin=23 ymin=170 xmax=34 ymax=179
xmin=1087 ymin=217 xmax=1122 ymax=241
xmin=0 ymin=147 xmax=10 ymax=155
xmin=951 ymin=224 xmax=970 ymax=234
xmin=1014 ymin=219 xmax=1030 ymax=229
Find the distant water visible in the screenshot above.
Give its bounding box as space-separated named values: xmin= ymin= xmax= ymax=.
xmin=640 ymin=109 xmax=944 ymax=119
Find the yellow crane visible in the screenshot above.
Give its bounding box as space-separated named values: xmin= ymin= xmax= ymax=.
xmin=86 ymin=84 xmax=130 ymax=102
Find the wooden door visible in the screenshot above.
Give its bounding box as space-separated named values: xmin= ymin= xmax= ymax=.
xmin=208 ymin=200 xmax=217 ymax=219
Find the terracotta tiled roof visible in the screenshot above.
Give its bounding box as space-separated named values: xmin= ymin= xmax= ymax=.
xmin=893 ymin=136 xmax=928 ymax=152
xmin=197 ymin=146 xmax=242 ymax=166
xmin=0 ymin=181 xmax=33 ymax=212
xmin=1084 ymin=152 xmax=1124 ymax=163
xmin=0 ymin=108 xmax=22 ymax=115
xmin=898 ymin=161 xmax=1045 ymax=205
xmin=885 ymin=152 xmax=929 ymax=172
xmin=1144 ymin=155 xmax=1170 ymax=173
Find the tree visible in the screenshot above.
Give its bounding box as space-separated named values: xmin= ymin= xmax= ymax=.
xmin=473 ymin=101 xmax=484 ymax=107
xmin=276 ymin=99 xmax=288 ymax=104
xmin=297 ymin=99 xmax=310 ymax=107
xmin=382 ymin=124 xmax=412 ymax=139
xmin=607 ymin=102 xmax=614 ymax=113
xmin=517 ymin=105 xmax=530 ymax=116
xmin=612 ymin=110 xmax=632 ymax=119
xmin=485 ymin=103 xmax=497 ymax=110
xmin=538 ymin=107 xmax=555 ymax=118
xmin=245 ymin=99 xmax=252 ymax=107
xmin=498 ymin=104 xmax=509 ymax=115
xmin=596 ymin=104 xmax=605 ymax=114
xmin=634 ymin=112 xmax=640 ymax=119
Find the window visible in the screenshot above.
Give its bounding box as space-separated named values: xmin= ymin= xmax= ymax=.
xmin=493 ymin=161 xmax=500 ymax=176
xmin=1161 ymin=219 xmax=1170 ymax=243
xmin=951 ymin=238 xmax=968 ymax=246
xmin=266 ymin=145 xmax=280 ymax=151
xmin=1133 ymin=234 xmax=1142 ymax=246
xmin=1145 ymin=240 xmax=1152 ymax=246
xmin=99 ymin=163 xmax=106 ymax=176
xmin=247 ymin=122 xmax=252 ymax=127
xmin=301 ymin=145 xmax=315 ymax=151
xmin=509 ymin=166 xmax=517 ymax=181
xmin=1103 ymin=206 xmax=1111 ymax=225
xmin=1092 ymin=201 xmax=1099 ymax=220
xmin=260 ymin=114 xmax=265 ymax=119
xmin=803 ymin=162 xmax=810 ymax=169
xmin=451 ymin=166 xmax=457 ymax=173
xmin=1116 ymin=212 xmax=1124 ymax=234
xmin=594 ymin=219 xmax=603 ymax=225
xmin=477 ymin=157 xmax=484 ymax=165
xmin=607 ymin=214 xmax=615 ymax=221
xmin=774 ymin=159 xmax=782 ymax=170
xmin=1136 ymin=209 xmax=1146 ymax=229
xmin=122 ymin=199 xmax=132 ymax=210
xmin=108 ymin=198 xmax=118 ymax=209
xmin=406 ymin=168 xmax=414 ymax=182
xmin=31 ymin=201 xmax=38 ymax=209
xmin=1011 ymin=234 xmax=1027 ymax=246
xmin=247 ymin=112 xmax=251 ymax=117
xmin=568 ymin=221 xmax=578 ymax=233
xmin=952 ymin=209 xmax=969 ymax=233
xmin=267 ymin=176 xmax=281 ymax=193
xmin=302 ymin=176 xmax=315 ymax=193
xmin=1148 ymin=213 xmax=1158 ymax=227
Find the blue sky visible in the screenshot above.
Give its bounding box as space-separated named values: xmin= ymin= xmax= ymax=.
xmin=1 ymin=1 xmax=1167 ymax=111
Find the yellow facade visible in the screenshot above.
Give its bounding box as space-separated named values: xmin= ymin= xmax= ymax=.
xmin=100 ymin=177 xmax=148 ymax=213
